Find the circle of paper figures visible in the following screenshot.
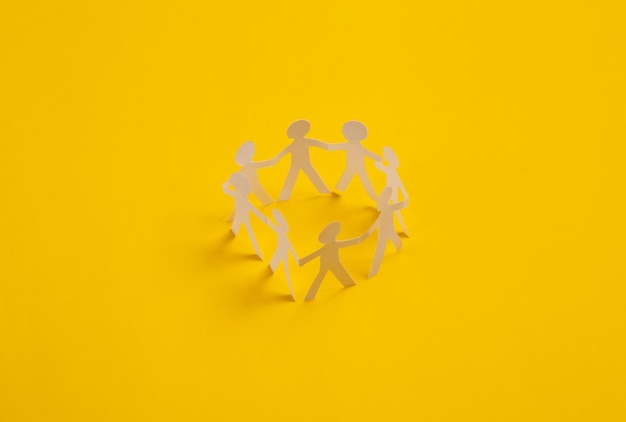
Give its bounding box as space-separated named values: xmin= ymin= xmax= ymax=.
xmin=222 ymin=120 xmax=409 ymax=301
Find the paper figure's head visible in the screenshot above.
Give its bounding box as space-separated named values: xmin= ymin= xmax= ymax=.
xmin=235 ymin=141 xmax=255 ymax=165
xmin=230 ymin=173 xmax=251 ymax=195
xmin=287 ymin=120 xmax=310 ymax=139
xmin=272 ymin=209 xmax=289 ymax=231
xmin=383 ymin=146 xmax=399 ymax=167
xmin=377 ymin=186 xmax=393 ymax=210
xmin=319 ymin=221 xmax=341 ymax=243
xmin=342 ymin=120 xmax=367 ymax=142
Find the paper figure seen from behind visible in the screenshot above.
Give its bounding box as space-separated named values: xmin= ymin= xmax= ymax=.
xmin=299 ymin=221 xmax=365 ymax=300
xmin=274 ymin=120 xmax=331 ymax=201
xmin=222 ymin=173 xmax=268 ymax=259
xmin=375 ymin=146 xmax=410 ymax=236
xmin=328 ymin=120 xmax=381 ymax=200
xmin=267 ymin=209 xmax=299 ymax=301
xmin=363 ymin=186 xmax=409 ymax=278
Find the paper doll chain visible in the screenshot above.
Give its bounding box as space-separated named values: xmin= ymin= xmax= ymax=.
xmin=222 ymin=120 xmax=409 ymax=301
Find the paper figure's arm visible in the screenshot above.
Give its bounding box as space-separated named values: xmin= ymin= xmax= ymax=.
xmin=273 ymin=144 xmax=292 ymax=163
xmin=266 ymin=219 xmax=278 ymax=231
xmin=337 ymin=236 xmax=365 ymax=248
xmin=306 ymin=138 xmax=332 ymax=150
xmin=250 ymin=205 xmax=269 ymax=224
xmin=374 ymin=161 xmax=387 ymax=171
xmin=222 ymin=181 xmax=234 ymax=196
xmin=299 ymin=249 xmax=321 ymax=266
xmin=252 ymin=158 xmax=276 ymax=168
xmin=364 ymin=148 xmax=382 ymax=162
xmin=361 ymin=219 xmax=380 ymax=239
xmin=391 ymin=198 xmax=409 ymax=211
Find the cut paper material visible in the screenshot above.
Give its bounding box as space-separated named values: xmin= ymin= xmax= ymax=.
xmin=328 ymin=120 xmax=382 ymax=200
xmin=235 ymin=141 xmax=276 ymax=206
xmin=220 ymin=119 xmax=412 ymax=301
xmin=222 ymin=173 xmax=269 ymax=259
xmin=299 ymin=222 xmax=366 ymax=301
xmin=364 ymin=186 xmax=409 ymax=278
xmin=274 ymin=120 xmax=332 ymax=201
xmin=267 ymin=209 xmax=299 ymax=301
xmin=375 ymin=146 xmax=410 ymax=236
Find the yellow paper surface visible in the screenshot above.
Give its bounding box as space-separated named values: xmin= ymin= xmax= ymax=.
xmin=1 ymin=1 xmax=625 ymax=420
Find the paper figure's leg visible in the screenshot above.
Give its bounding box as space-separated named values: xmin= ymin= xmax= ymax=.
xmin=279 ymin=166 xmax=300 ymax=201
xmin=334 ymin=168 xmax=353 ymax=192
xmin=368 ymin=239 xmax=386 ymax=279
xmin=231 ymin=216 xmax=243 ymax=235
xmin=302 ymin=164 xmax=330 ymax=194
xmin=227 ymin=210 xmax=235 ymax=222
xmin=305 ymin=270 xmax=328 ymax=301
xmin=244 ymin=219 xmax=263 ymax=260
xmin=283 ymin=258 xmax=295 ymax=301
xmin=269 ymin=251 xmax=280 ymax=272
xmin=358 ymin=170 xmax=378 ymax=200
xmin=332 ymin=266 xmax=357 ymax=287
xmin=396 ymin=210 xmax=410 ymax=237
xmin=252 ymin=183 xmax=273 ymax=206
xmin=390 ymin=231 xmax=403 ymax=252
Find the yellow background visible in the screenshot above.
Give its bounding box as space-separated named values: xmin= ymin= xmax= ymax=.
xmin=1 ymin=1 xmax=625 ymax=420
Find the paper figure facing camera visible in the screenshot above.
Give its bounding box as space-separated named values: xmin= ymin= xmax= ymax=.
xmin=299 ymin=222 xmax=367 ymax=301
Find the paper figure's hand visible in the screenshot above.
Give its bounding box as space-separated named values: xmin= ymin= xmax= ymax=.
xmin=273 ymin=149 xmax=287 ymax=164
xmin=325 ymin=142 xmax=343 ymax=151
xmin=392 ymin=198 xmax=409 ymax=211
xmin=256 ymin=158 xmax=276 ymax=168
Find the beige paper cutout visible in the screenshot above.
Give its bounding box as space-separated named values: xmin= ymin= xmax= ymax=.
xmin=227 ymin=141 xmax=275 ymax=222
xmin=274 ymin=120 xmax=332 ymax=200
xmin=363 ymin=186 xmax=409 ymax=278
xmin=299 ymin=221 xmax=366 ymax=300
xmin=267 ymin=209 xmax=299 ymax=301
xmin=375 ymin=146 xmax=410 ymax=236
xmin=327 ymin=120 xmax=382 ymax=200
xmin=222 ymin=173 xmax=269 ymax=259
xmin=235 ymin=141 xmax=276 ymax=205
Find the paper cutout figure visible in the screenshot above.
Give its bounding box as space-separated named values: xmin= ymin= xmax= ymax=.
xmin=375 ymin=146 xmax=410 ymax=236
xmin=363 ymin=186 xmax=409 ymax=278
xmin=274 ymin=120 xmax=331 ymax=200
xmin=235 ymin=141 xmax=276 ymax=205
xmin=327 ymin=120 xmax=381 ymax=200
xmin=222 ymin=173 xmax=268 ymax=259
xmin=266 ymin=209 xmax=299 ymax=301
xmin=220 ymin=119 xmax=412 ymax=298
xmin=227 ymin=141 xmax=275 ymax=222
xmin=299 ymin=222 xmax=365 ymax=300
